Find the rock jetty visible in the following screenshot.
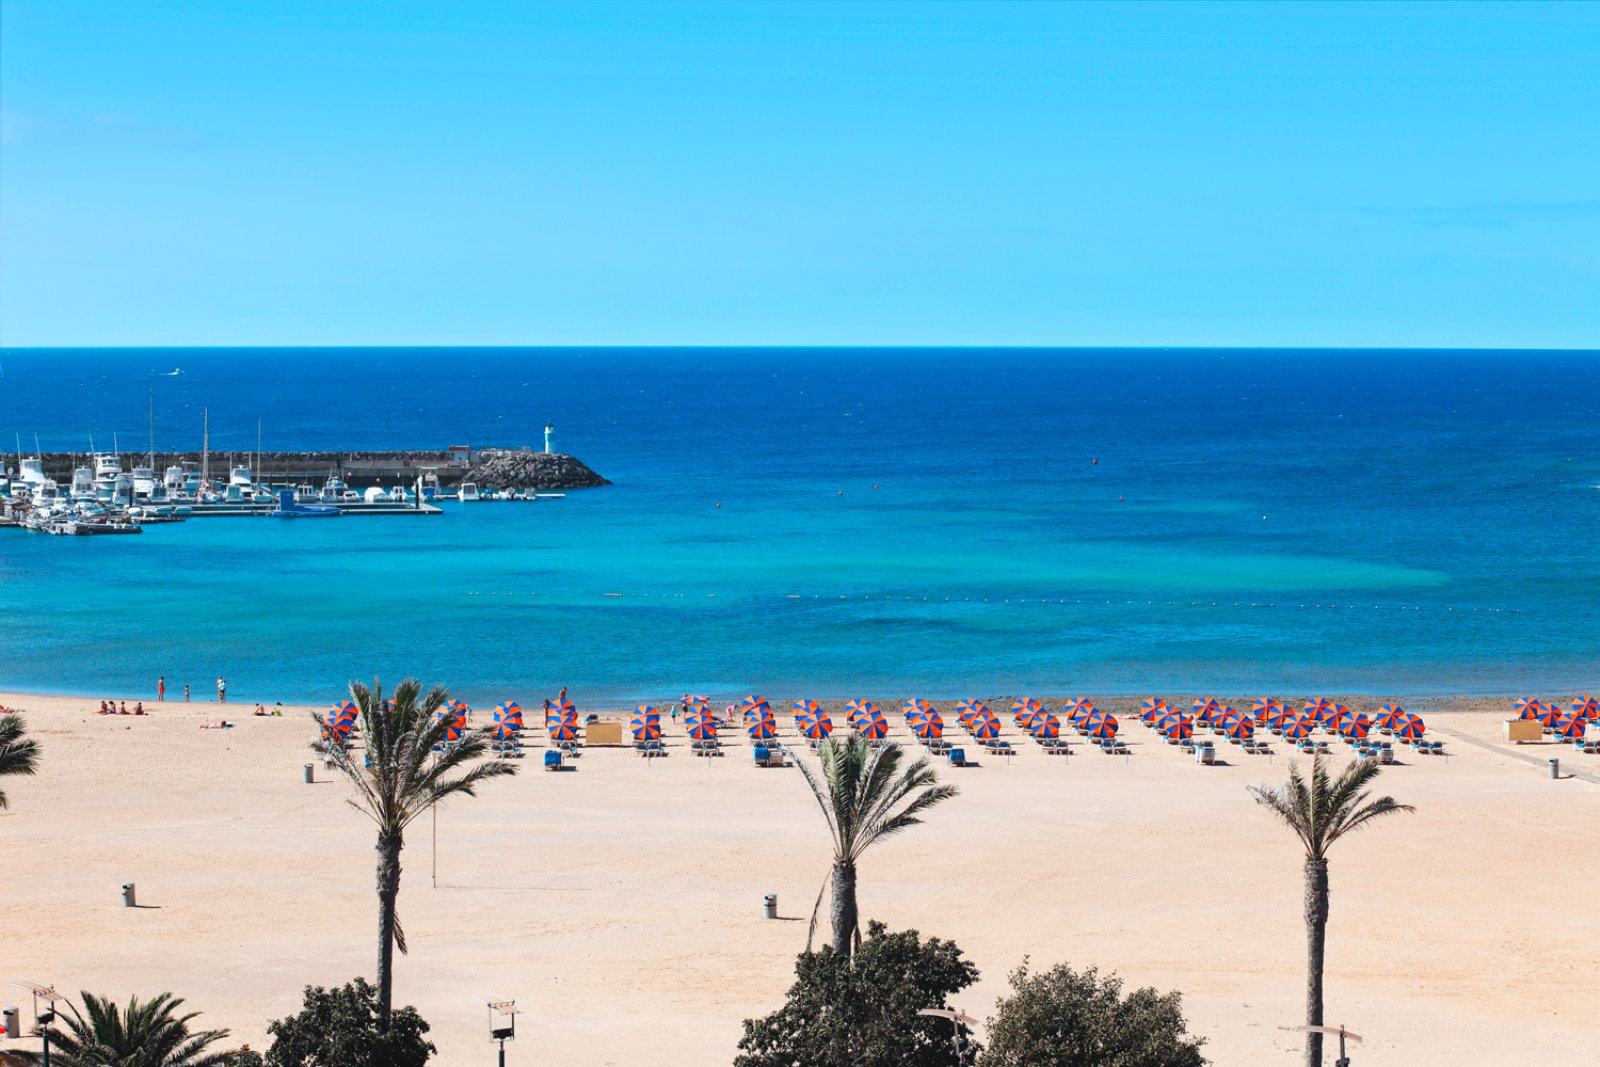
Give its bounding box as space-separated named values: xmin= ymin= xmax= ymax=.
xmin=472 ymin=451 xmax=611 ymax=490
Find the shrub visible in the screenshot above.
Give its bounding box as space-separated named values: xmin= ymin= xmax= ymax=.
xmin=978 ymin=961 xmax=1206 ymax=1067
xmin=265 ymin=979 xmax=433 ymax=1067
xmin=735 ymin=921 xmax=980 ymax=1067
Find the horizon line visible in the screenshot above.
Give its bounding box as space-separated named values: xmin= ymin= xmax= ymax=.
xmin=4 ymin=343 xmax=1597 ymax=353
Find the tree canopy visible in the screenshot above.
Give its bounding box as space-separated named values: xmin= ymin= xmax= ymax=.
xmin=265 ymin=979 xmax=434 ymax=1067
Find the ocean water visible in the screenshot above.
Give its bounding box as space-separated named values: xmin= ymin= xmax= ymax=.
xmin=1 ymin=347 xmax=1596 ymax=705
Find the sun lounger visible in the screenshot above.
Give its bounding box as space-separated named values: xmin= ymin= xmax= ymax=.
xmin=947 ymin=747 xmax=970 ymax=767
xmin=1195 ymin=743 xmax=1215 ymax=765
xmin=691 ymin=738 xmax=723 ymax=757
xmin=982 ymin=738 xmax=1014 ymax=756
xmin=752 ymin=744 xmax=791 ymax=768
xmin=636 ymin=739 xmax=667 ymax=758
xmin=543 ymin=750 xmax=562 ymax=771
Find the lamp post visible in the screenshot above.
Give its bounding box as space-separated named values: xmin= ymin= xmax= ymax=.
xmin=488 ymin=999 xmax=516 ymax=1067
xmin=917 ymin=1007 xmax=978 ymax=1065
xmin=36 ymin=1010 xmax=55 ymax=1067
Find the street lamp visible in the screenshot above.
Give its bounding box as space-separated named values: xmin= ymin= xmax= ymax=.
xmin=488 ymin=1000 xmax=517 ymax=1067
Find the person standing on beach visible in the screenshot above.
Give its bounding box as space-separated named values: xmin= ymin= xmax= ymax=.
xmin=184 ymin=683 xmax=190 ymax=702
xmin=217 ymin=676 xmax=227 ymax=703
xmin=158 ymin=675 xmax=166 ymax=701
xmin=557 ymin=686 xmax=568 ymax=706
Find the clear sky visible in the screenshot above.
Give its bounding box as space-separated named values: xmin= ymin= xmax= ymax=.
xmin=1 ymin=1 xmax=1595 ymax=348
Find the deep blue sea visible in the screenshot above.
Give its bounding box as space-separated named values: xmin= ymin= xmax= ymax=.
xmin=1 ymin=348 xmax=1596 ymax=705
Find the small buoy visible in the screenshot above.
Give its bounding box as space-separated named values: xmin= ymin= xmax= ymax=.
xmin=837 ymin=490 xmax=844 ymax=495
xmin=873 ymin=484 xmax=879 ymax=489
xmin=1118 ymin=496 xmax=1123 ymax=501
xmin=715 ymin=503 xmax=721 ymax=508
xmin=1092 ymin=458 xmax=1098 ymax=464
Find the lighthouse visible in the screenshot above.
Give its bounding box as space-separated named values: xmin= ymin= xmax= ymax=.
xmin=544 ymin=423 xmax=555 ymax=454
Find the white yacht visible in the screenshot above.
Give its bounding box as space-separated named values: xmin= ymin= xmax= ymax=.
xmin=92 ymin=453 xmax=123 ymax=498
xmin=131 ymin=465 xmax=158 ymax=499
xmin=71 ymin=465 xmax=97 ymax=500
xmin=458 ymin=481 xmax=481 ymax=502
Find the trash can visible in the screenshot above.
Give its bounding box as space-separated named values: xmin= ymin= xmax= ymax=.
xmin=304 ymin=763 xmax=315 ymax=784
xmin=3 ymin=1006 xmax=20 ymax=1040
xmin=1548 ymin=758 xmax=1560 ymax=780
xmin=122 ymin=882 xmax=137 ymax=908
xmin=763 ymin=893 xmax=778 ymax=920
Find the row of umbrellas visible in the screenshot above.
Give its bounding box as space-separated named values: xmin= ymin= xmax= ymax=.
xmin=1132 ymin=697 xmax=1429 ymax=745
xmin=1513 ymin=696 xmax=1597 ymax=739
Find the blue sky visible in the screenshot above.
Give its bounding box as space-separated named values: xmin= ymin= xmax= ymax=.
xmin=1 ymin=1 xmax=1596 ymax=348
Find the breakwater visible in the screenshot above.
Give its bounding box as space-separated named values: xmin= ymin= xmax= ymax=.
xmin=27 ymin=449 xmax=610 ymax=491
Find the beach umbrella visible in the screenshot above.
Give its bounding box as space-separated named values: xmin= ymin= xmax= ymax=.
xmin=685 ymin=712 xmax=718 ymax=740
xmin=1155 ymin=709 xmax=1185 ymax=734
xmin=1554 ymin=713 xmax=1589 ymax=740
xmin=799 ymin=713 xmax=834 ymax=740
xmin=1268 ymin=707 xmax=1297 ymax=733
xmin=845 ymin=699 xmax=878 ymax=724
xmin=855 ymin=708 xmax=889 ymax=739
xmin=1393 ymin=714 xmax=1426 ymax=741
xmin=1513 ymin=697 xmax=1543 ymax=720
xmin=903 ymin=698 xmax=935 ymax=719
xmin=792 ymin=699 xmax=822 ymax=720
xmin=438 ymin=717 xmax=464 ymax=743
xmin=1341 ymin=715 xmax=1372 ymax=741
xmin=1572 ymin=695 xmax=1599 ymax=721
xmin=1213 ymin=706 xmax=1243 ymax=732
xmin=957 ymin=698 xmax=990 ymax=722
xmin=739 ymin=695 xmax=771 ymax=717
xmin=554 ymin=697 xmax=577 ymax=719
xmin=1220 ymin=715 xmax=1252 ymax=740
xmin=1010 ymin=697 xmax=1042 ymax=721
xmin=686 ymin=694 xmax=709 ymax=710
xmin=969 ymin=710 xmax=1001 ymax=739
xmin=631 ymin=707 xmax=662 ymax=742
xmin=1373 ymin=703 xmax=1407 ymax=733
xmin=330 ymin=698 xmax=358 ymax=724
xmin=1031 ymin=713 xmax=1061 ymax=739
xmin=1281 ymin=717 xmax=1314 ymax=741
xmin=1063 ymin=696 xmax=1096 ymax=716
xmin=1162 ymin=716 xmax=1194 ymax=741
xmin=911 ymin=712 xmax=944 ymax=739
xmin=1326 ymin=706 xmax=1356 ymax=734
xmin=1085 ymin=713 xmax=1119 ymax=740
xmin=438 ymin=701 xmax=469 ymax=731
xmin=547 ymin=718 xmax=577 ymax=742
xmin=746 ymin=709 xmax=777 ymax=740
xmin=492 ymin=721 xmax=519 ymax=741
xmin=492 ymin=704 xmax=524 ymax=733
xmin=1140 ymin=697 xmax=1169 ymax=722
xmin=1251 ymin=697 xmax=1281 ymax=722
xmin=1534 ymin=702 xmax=1561 ymax=727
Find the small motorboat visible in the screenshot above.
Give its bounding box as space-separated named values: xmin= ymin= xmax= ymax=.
xmin=268 ymin=489 xmax=340 ymax=519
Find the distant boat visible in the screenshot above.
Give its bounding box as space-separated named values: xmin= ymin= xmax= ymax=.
xmin=166 ymin=368 xmax=183 ymax=376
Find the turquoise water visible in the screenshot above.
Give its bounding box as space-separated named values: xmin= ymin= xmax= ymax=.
xmin=1 ymin=348 xmax=1596 ymax=704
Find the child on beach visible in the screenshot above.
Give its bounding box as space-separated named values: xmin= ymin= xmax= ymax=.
xmin=158 ymin=675 xmax=165 ymax=701
xmin=217 ymin=677 xmax=227 ymax=702
xmin=184 ymin=684 xmax=190 ymax=702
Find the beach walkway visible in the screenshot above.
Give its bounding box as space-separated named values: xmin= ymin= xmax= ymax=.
xmin=1431 ymin=726 xmax=1600 ymax=785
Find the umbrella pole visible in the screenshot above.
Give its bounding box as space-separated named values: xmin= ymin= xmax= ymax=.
xmin=432 ymin=801 xmax=438 ymax=889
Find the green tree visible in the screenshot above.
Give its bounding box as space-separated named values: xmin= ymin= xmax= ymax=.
xmin=1249 ymin=757 xmax=1413 ymax=1067
xmin=736 ymin=922 xmax=980 ymax=1067
xmin=39 ymin=992 xmax=232 ymax=1067
xmin=0 ymin=713 xmax=41 ymax=809
xmin=978 ymin=961 xmax=1206 ymax=1067
xmin=796 ymin=736 xmax=958 ymax=956
xmin=265 ymin=978 xmax=433 ymax=1067
xmin=314 ymin=678 xmax=517 ymax=1027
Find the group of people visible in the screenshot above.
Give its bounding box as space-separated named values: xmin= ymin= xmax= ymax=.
xmin=151 ymin=676 xmax=226 ymax=703
xmin=98 ymin=700 xmax=146 ymax=716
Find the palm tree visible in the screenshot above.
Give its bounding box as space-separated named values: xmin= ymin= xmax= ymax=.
xmin=1249 ymin=756 xmax=1413 ymax=1067
xmin=315 ymin=677 xmax=518 ymax=1027
xmin=796 ymin=736 xmax=958 ymax=957
xmin=42 ymin=991 xmax=232 ymax=1066
xmin=0 ymin=713 xmax=41 ymax=810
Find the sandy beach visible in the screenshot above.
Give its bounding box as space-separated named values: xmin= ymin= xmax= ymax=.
xmin=2 ymin=689 xmax=1596 ymax=1065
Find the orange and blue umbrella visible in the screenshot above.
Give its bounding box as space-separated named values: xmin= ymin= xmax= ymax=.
xmin=845 ymin=699 xmax=878 ymax=724
xmin=969 ymin=710 xmax=1001 ymax=739
xmin=439 ymin=718 xmax=464 ymax=742
xmin=554 ymin=697 xmax=577 ymax=718
xmin=903 ymin=698 xmax=935 ymax=719
xmin=1281 ymin=716 xmax=1314 ymax=741
xmin=492 ymin=703 xmax=524 ymax=732
xmin=1224 ymin=715 xmax=1255 ymax=741
xmin=1327 ymin=706 xmax=1356 ymax=734
xmin=746 ymin=709 xmax=777 ymax=740
xmin=1534 ymin=702 xmax=1561 ymax=727
xmin=1140 ymin=697 xmax=1169 ymax=722
xmin=492 ymin=721 xmax=519 ymax=741
xmin=1341 ymin=714 xmax=1372 ymax=740
xmin=1513 ymin=697 xmax=1543 ymax=720
xmin=739 ymin=695 xmax=771 ymax=717
xmin=1010 ymin=697 xmax=1042 ymax=720
xmin=792 ymin=699 xmax=822 ymax=720
xmin=956 ymin=698 xmax=989 ymax=724
xmin=686 ymin=694 xmax=709 ymax=710
xmin=1373 ymin=704 xmax=1407 ymax=732
xmin=1085 ymin=712 xmax=1119 ymax=739
xmin=1554 ymin=713 xmax=1589 ymax=739
xmin=438 ymin=701 xmax=469 ymax=730
xmin=1268 ymin=707 xmax=1297 ymax=732
xmin=1193 ymin=696 xmax=1219 ymax=718
xmin=1572 ymin=695 xmax=1599 ymax=721
xmin=685 ymin=712 xmax=718 ymax=740
xmin=855 ymin=707 xmax=889 ymax=739
xmin=1163 ymin=715 xmax=1194 ymax=741
xmin=800 ymin=713 xmax=833 ymax=740
xmin=330 ymin=698 xmax=358 ymax=726
xmin=1063 ymin=696 xmax=1095 ymax=716
xmin=1155 ymin=709 xmax=1185 ymax=734
xmin=1394 ymin=714 xmax=1426 ymax=741
xmin=1213 ymin=706 xmax=1242 ymax=732
xmin=547 ymin=718 xmax=577 ymax=742
xmin=913 ymin=712 xmax=944 ymax=739
xmin=1031 ymin=712 xmax=1061 ymax=739
xmin=1251 ymin=697 xmax=1281 ymax=721
xmin=632 ymin=706 xmax=662 ymax=741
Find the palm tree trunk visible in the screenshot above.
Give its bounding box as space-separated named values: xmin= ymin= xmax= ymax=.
xmin=1303 ymin=857 xmax=1330 ymax=1067
xmin=376 ymin=830 xmax=403 ymax=1028
xmin=830 ymin=859 xmax=858 ymax=957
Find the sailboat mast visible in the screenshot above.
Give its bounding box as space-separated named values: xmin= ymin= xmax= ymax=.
xmin=256 ymin=417 xmax=262 ymax=482
xmin=149 ymin=391 xmax=156 ymax=467
xmin=202 ymin=408 xmax=210 ymax=485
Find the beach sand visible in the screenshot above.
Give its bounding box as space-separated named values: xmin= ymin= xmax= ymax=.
xmin=2 ymin=690 xmax=1596 ymax=1065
